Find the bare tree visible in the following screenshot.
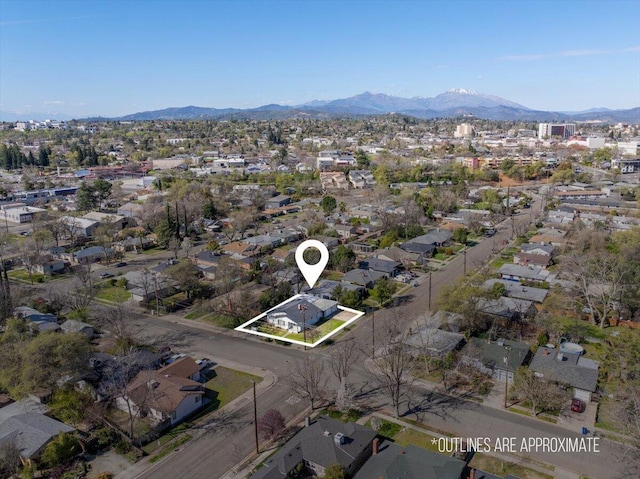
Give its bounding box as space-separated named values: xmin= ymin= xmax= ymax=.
xmin=330 ymin=338 xmax=360 ymax=410
xmin=563 ymin=251 xmax=632 ymax=328
xmin=0 ymin=440 xmax=21 ymax=478
xmin=93 ymin=304 xmax=141 ymax=353
xmin=372 ymin=338 xmax=414 ymax=418
xmin=287 ymin=357 xmax=327 ymax=410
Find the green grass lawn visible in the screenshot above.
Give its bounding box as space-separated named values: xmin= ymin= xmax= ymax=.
xmin=95 ymin=286 xmax=132 ymax=303
xmin=201 ymin=313 xmax=238 ymax=329
xmin=394 ymin=428 xmax=441 ymax=452
xmin=185 ymin=309 xmax=209 ymax=320
xmin=141 ymin=246 xmax=165 ymax=255
xmin=203 ymin=366 xmax=262 ymax=411
xmin=142 ymin=422 xmax=192 ymax=454
xmin=323 ymin=271 xmax=343 ymax=281
xmin=469 ymin=453 xmax=554 ymax=479
xmin=7 ymin=269 xmax=46 ymax=283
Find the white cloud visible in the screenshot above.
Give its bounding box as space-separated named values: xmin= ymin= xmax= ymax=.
xmin=44 ymin=100 xmax=63 ymax=105
xmin=499 ymin=46 xmax=639 ymax=61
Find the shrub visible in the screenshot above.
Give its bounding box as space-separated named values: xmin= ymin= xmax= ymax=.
xmin=258 ymin=409 xmax=286 ymax=440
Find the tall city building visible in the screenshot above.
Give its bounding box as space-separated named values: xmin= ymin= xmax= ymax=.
xmin=454 ymin=123 xmax=474 ymax=138
xmin=538 ymin=123 xmax=576 ymax=140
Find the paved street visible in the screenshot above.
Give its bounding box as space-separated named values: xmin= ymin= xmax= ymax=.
xmin=61 ymin=193 xmax=635 ymax=479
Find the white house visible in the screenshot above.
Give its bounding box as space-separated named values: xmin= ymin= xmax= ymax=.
xmin=265 ymin=295 xmax=339 ymax=334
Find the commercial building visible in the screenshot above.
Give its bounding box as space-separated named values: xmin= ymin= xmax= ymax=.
xmin=538 ymin=123 xmax=576 ymax=140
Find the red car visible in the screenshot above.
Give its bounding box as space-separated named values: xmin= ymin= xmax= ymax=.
xmin=571 ymin=399 xmax=586 ymax=413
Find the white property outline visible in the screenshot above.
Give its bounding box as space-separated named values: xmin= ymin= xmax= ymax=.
xmin=234 ymin=294 xmax=365 ymax=348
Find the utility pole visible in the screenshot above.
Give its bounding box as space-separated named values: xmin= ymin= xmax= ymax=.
xmin=371 ymin=304 xmax=376 ymax=359
xmin=298 ymin=303 xmax=308 ymax=350
xmin=503 ymin=346 xmax=511 ymax=409
xmin=463 ymin=247 xmax=467 ymax=275
xmin=428 ymin=270 xmax=432 ymax=310
xmin=253 ymin=381 xmax=259 ymax=453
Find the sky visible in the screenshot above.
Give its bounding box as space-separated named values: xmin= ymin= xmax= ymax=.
xmin=1 ymin=0 xmax=639 ymax=118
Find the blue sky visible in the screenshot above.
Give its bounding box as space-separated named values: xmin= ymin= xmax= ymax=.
xmin=1 ymin=0 xmax=639 ymax=118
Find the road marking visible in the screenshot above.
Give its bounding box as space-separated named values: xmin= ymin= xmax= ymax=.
xmin=285 ymin=396 xmax=301 ymax=405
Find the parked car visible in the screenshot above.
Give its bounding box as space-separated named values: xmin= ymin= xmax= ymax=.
xmin=99 ymin=272 xmax=113 ymax=279
xmin=571 ymin=399 xmax=586 ymax=413
xmin=115 ymin=261 xmax=127 ymax=267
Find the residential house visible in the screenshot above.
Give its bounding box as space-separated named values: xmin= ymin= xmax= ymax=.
xmin=273 ymin=267 xmax=303 ymax=288
xmin=250 ymin=415 xmax=376 ymax=479
xmin=65 ymin=246 xmax=114 ymax=264
xmin=519 ymin=243 xmax=554 ymax=257
xmin=271 ymin=248 xmax=294 ymax=264
xmin=348 ymin=170 xmax=377 ymax=188
xmin=400 ymin=229 xmax=452 ymax=255
xmin=222 ymin=241 xmax=260 ymax=258
xmin=0 ymin=399 xmax=75 ymax=459
xmin=404 ymin=327 xmax=465 ymax=358
xmin=353 ymin=441 xmax=466 ymax=479
xmin=117 ymin=202 xmax=145 ymax=218
xmin=498 ymin=263 xmax=551 ymax=283
xmin=305 ymin=279 xmax=364 ymax=299
xmin=342 ymin=268 xmax=388 ymax=288
xmin=114 ymin=235 xmax=154 ymax=253
xmin=477 ymin=297 xmax=537 ymax=322
xmin=13 ymin=307 xmax=58 ymax=323
xmin=265 ymin=295 xmax=338 ymax=334
xmin=309 ymin=235 xmax=340 ymax=249
xmin=529 ymin=347 xmax=599 ymax=402
xmin=60 ymin=319 xmax=94 ymax=338
xmin=265 ymin=195 xmax=291 ymax=209
xmin=359 ymin=257 xmax=401 ymax=277
xmin=351 ymin=242 xmax=375 ymax=254
xmin=34 ymin=259 xmax=66 ymax=275
xmin=117 ymin=366 xmax=204 ymax=428
xmin=374 ymin=246 xmax=421 ymax=267
xmin=513 ymin=252 xmax=551 ymax=268
xmin=334 ymin=224 xmax=356 ymax=239
xmin=124 ymin=269 xmax=175 ymax=302
xmin=483 ymin=279 xmax=548 ymax=304
xmin=462 ymin=338 xmax=530 ymax=382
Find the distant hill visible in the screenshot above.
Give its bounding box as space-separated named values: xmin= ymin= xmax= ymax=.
xmin=72 ymin=90 xmax=640 ymax=123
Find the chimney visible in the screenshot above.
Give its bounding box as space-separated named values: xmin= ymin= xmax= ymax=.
xmin=469 ymin=469 xmax=475 ymax=479
xmin=305 ymin=417 xmax=311 ymax=427
xmin=372 ymin=438 xmax=379 ymax=455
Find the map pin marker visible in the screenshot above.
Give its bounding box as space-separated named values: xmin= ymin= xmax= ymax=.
xmin=295 ymin=239 xmax=329 ymax=289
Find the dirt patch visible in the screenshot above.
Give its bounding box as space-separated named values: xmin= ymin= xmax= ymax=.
xmin=87 ymin=450 xmax=131 ymax=478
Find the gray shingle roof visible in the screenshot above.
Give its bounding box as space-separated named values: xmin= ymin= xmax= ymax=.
xmin=342 ymin=268 xmax=387 ymax=286
xmin=529 ymin=347 xmax=599 ymax=392
xmin=0 ymin=413 xmax=75 ymax=459
xmin=498 ymin=263 xmax=549 ymax=282
xmin=250 ymin=416 xmax=376 ymax=479
xmin=353 ymin=441 xmax=466 ymax=479
xmin=465 ymin=338 xmax=530 ymax=372
xmin=359 ymin=258 xmax=400 ymax=274
xmin=483 ymin=279 xmax=549 ymax=303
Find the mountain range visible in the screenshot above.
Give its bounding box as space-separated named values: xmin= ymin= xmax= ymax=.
xmin=3 ymin=89 xmax=639 ymax=123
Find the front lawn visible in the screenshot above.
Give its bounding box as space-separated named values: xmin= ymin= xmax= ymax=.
xmin=203 ymin=366 xmax=262 ymax=411
xmin=7 ymin=269 xmax=46 ymax=283
xmin=96 ymin=286 xmax=132 ymax=303
xmin=394 ymin=428 xmax=441 ymax=453
xmin=201 ymin=313 xmax=238 ymax=329
xmin=468 ymin=453 xmax=554 ymax=479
